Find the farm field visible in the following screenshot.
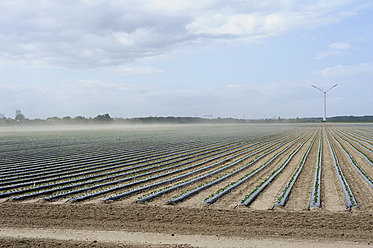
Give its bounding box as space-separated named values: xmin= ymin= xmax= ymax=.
xmin=1 ymin=123 xmax=373 ymax=247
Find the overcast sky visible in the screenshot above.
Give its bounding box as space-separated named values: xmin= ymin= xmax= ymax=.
xmin=1 ymin=0 xmax=372 ymax=119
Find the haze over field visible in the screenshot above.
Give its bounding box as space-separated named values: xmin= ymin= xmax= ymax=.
xmin=0 ymin=0 xmax=372 ymax=119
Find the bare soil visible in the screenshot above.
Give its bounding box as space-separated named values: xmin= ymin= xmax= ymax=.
xmin=2 ymin=125 xmax=373 ymax=247
xmin=1 ymin=202 xmax=373 ymax=247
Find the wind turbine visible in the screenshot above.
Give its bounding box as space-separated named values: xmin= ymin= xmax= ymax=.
xmin=311 ymin=84 xmax=338 ymax=122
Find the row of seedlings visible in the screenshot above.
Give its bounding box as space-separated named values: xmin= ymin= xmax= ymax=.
xmin=0 ymin=140 xmax=224 ymax=183
xmin=41 ymin=141 xmax=255 ymax=201
xmin=325 ymin=129 xmax=358 ymax=211
xmin=239 ymin=131 xmax=315 ymax=208
xmin=0 ymin=139 xmax=93 ymax=165
xmin=75 ymin=137 xmax=291 ymax=203
xmin=308 ymin=129 xmax=322 ymax=209
xmin=7 ymin=142 xmax=250 ymax=201
xmin=0 ymin=140 xmax=197 ymax=175
xmin=272 ymin=131 xmax=318 ymax=208
xmin=201 ymin=130 xmax=314 ymax=206
xmin=344 ymin=128 xmax=373 ymax=146
xmin=136 ymin=136 xmax=294 ymax=204
xmin=101 ymin=132 xmax=298 ymax=203
xmin=0 ymin=125 xmax=281 ymax=169
xmin=328 ymin=130 xmax=373 ymax=189
xmin=0 ymin=141 xmax=230 ymax=189
xmin=0 ymin=140 xmax=148 ymax=171
xmin=332 ymin=128 xmax=373 ymax=165
xmin=1 ymin=143 xmax=213 ymax=194
xmin=164 ymin=133 xmax=305 ymax=205
xmin=0 ymin=138 xmax=132 ymax=169
xmin=43 ymin=139 xmax=267 ymax=202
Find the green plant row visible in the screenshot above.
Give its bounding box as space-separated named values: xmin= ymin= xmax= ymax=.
xmin=329 ymin=131 xmax=373 ymax=188
xmin=204 ymin=140 xmax=295 ymax=202
xmin=325 ymin=129 xmax=358 ymax=209
xmin=275 ymin=133 xmax=317 ymax=206
xmin=96 ymin=140 xmax=281 ymax=202
xmin=25 ymin=142 xmax=249 ymax=201
xmin=240 ymin=131 xmax=314 ymax=206
xmin=137 ymin=133 xmax=300 ymax=203
xmin=136 ymin=142 xmax=270 ymax=201
xmin=311 ymin=129 xmax=322 ymax=207
xmin=333 ymin=129 xmax=373 ymax=166
xmin=202 ymin=129 xmax=315 ymax=205
xmin=133 ymin=141 xmax=279 ymax=202
xmin=1 ymin=141 xmax=225 ymax=188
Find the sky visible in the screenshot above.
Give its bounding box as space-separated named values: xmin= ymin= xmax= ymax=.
xmin=0 ymin=0 xmax=373 ymax=120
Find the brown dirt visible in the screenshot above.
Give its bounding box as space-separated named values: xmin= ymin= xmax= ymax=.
xmin=1 ymin=202 xmax=373 ymax=247
xmin=248 ymin=135 xmax=316 ymax=210
xmin=328 ymin=131 xmax=373 ymax=210
xmin=281 ymin=132 xmax=319 ymax=210
xmin=321 ymin=130 xmax=347 ymax=211
xmin=209 ymin=137 xmax=306 ymax=210
xmin=2 ymin=125 xmax=373 ymax=247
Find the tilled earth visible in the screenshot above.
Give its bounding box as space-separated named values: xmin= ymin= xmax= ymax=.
xmin=2 ymin=125 xmax=373 ymax=247
xmin=0 ymin=202 xmax=373 ymax=247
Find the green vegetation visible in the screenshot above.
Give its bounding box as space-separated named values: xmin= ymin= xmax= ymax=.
xmin=2 ymin=114 xmax=373 ymax=126
xmin=1 ymin=124 xmax=373 ymax=211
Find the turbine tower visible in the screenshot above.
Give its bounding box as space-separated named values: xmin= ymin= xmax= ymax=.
xmin=311 ymin=84 xmax=338 ymax=122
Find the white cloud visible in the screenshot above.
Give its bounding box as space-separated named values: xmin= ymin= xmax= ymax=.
xmin=329 ymin=42 xmax=351 ymax=50
xmin=225 ymin=82 xmax=308 ymax=101
xmin=315 ymin=51 xmax=341 ymax=60
xmin=226 ymin=84 xmax=249 ymax=89
xmin=315 ymin=42 xmax=352 ymax=59
xmin=106 ymin=66 xmax=163 ymax=75
xmin=0 ymin=79 xmax=147 ymax=102
xmin=185 ymin=0 xmax=361 ymax=39
xmin=0 ymin=83 xmax=48 ymax=95
xmin=0 ymin=0 xmax=366 ymax=68
xmin=60 ymin=80 xmax=147 ymax=93
xmin=314 ymin=63 xmax=373 ymax=77
xmin=142 ymin=0 xmax=215 ymax=14
xmin=186 ymin=12 xmax=291 ymax=38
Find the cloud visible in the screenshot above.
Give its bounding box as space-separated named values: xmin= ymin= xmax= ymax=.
xmin=226 ymin=84 xmax=249 ymax=89
xmin=328 ymin=42 xmax=351 ymax=50
xmin=315 ymin=42 xmax=352 ymax=59
xmin=0 ymin=79 xmax=148 ymax=101
xmin=60 ymin=80 xmax=148 ymax=94
xmin=0 ymin=79 xmax=153 ymax=118
xmin=0 ymin=82 xmax=50 ymax=97
xmin=182 ymin=1 xmax=360 ymax=39
xmin=186 ymin=12 xmax=285 ymax=37
xmin=0 ymin=0 xmax=366 ymax=69
xmin=314 ymin=63 xmax=373 ymax=77
xmin=106 ymin=66 xmax=163 ymax=75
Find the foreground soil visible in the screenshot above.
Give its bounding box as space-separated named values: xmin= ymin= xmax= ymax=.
xmin=0 ymin=202 xmax=373 ymax=247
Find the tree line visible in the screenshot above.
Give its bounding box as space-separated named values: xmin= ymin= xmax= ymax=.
xmin=1 ymin=114 xmax=373 ymax=126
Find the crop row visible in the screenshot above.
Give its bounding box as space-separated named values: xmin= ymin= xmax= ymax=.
xmin=2 ymin=124 xmax=373 ymax=212
xmin=3 ymin=142 xmax=252 ymax=199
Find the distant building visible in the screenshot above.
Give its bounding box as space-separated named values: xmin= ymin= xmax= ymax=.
xmin=15 ymin=110 xmax=21 ymax=118
xmin=0 ymin=113 xmax=4 ymax=119
xmin=15 ymin=110 xmax=25 ymax=121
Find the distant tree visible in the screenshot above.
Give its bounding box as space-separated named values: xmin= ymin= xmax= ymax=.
xmin=15 ymin=113 xmax=26 ymax=121
xmin=46 ymin=116 xmax=61 ymax=123
xmin=94 ymin=113 xmax=113 ymax=122
xmin=73 ymin=116 xmax=88 ymax=124
xmin=74 ymin=116 xmax=87 ymax=120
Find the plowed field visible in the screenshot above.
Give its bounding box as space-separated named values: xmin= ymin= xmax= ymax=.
xmin=1 ymin=123 xmax=373 ymax=247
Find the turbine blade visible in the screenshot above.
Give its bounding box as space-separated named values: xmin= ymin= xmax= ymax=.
xmin=311 ymin=85 xmax=324 ymax=92
xmin=326 ymin=84 xmax=338 ymax=92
